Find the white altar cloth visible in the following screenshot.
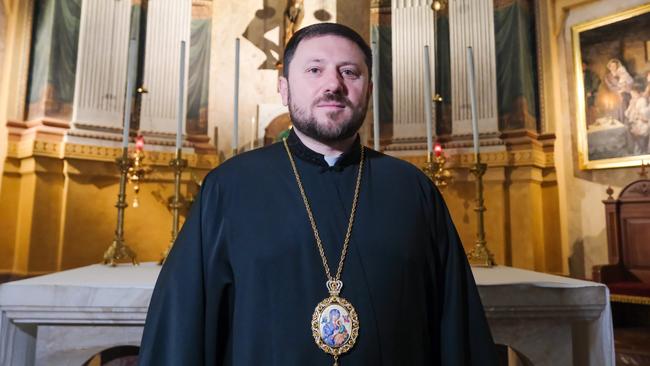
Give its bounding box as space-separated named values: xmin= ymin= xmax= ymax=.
xmin=0 ymin=263 xmax=159 ymax=366
xmin=474 ymin=266 xmax=614 ymax=366
xmin=0 ymin=264 xmax=613 ymax=366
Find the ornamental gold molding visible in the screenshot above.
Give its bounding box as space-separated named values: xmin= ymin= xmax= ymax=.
xmin=6 ymin=139 xmax=30 ymax=158
xmin=397 ymin=148 xmax=553 ymax=169
xmin=63 ymin=143 xmax=218 ymax=169
xmin=6 ymin=140 xmax=218 ymax=170
xmin=33 ymin=140 xmax=64 ymax=158
xmin=610 ymin=294 xmax=650 ymax=306
xmin=6 ymin=139 xmax=62 ymax=159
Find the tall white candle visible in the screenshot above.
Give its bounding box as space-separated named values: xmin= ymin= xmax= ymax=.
xmin=176 ymin=41 xmax=186 ymax=150
xmin=423 ymin=45 xmax=433 ymax=156
xmin=233 ymin=38 xmax=240 ymax=153
xmin=122 ymin=39 xmax=138 ymax=149
xmin=371 ymin=34 xmax=380 ymax=151
xmin=250 ymin=116 xmax=257 ymax=149
xmin=466 ymin=47 xmax=480 ymax=157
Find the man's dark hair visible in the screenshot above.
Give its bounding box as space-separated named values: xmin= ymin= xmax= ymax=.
xmin=282 ymin=23 xmax=372 ymax=79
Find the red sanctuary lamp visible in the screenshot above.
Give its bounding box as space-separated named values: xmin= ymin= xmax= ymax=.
xmin=423 ymin=141 xmax=452 ymax=188
xmin=434 ymin=143 xmax=443 ymax=158
xmin=135 ymin=134 xmax=145 ymax=152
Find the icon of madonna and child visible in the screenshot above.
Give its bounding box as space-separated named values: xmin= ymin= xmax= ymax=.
xmin=319 ymin=305 xmax=352 ymax=348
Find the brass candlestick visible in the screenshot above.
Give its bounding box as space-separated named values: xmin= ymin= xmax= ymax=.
xmin=126 ymin=147 xmax=152 ymax=208
xmin=104 ymin=147 xmax=139 ymax=266
xmin=466 ymin=154 xmax=495 ymax=267
xmin=423 ymin=151 xmax=452 ymax=188
xmin=160 ymin=148 xmax=187 ymax=264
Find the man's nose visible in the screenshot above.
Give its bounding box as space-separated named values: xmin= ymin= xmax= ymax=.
xmin=321 ymin=69 xmax=345 ymax=94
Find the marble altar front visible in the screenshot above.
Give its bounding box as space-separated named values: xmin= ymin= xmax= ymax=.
xmin=475 ymin=267 xmax=614 ymax=366
xmin=0 ymin=264 xmax=613 ymax=366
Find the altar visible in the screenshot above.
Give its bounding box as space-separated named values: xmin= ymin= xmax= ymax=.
xmin=0 ymin=264 xmax=613 ymax=366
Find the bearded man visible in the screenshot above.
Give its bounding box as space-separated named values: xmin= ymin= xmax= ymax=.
xmin=138 ymin=23 xmax=498 ymax=366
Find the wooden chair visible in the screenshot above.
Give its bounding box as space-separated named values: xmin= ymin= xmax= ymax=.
xmin=593 ymin=178 xmax=650 ymax=365
xmin=593 ymin=178 xmax=650 ymax=303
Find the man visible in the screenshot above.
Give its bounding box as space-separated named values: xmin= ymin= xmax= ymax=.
xmin=139 ymin=23 xmax=498 ymax=366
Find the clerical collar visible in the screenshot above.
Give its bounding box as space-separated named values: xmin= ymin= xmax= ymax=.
xmin=323 ymin=155 xmax=340 ymax=167
xmin=286 ymin=128 xmax=362 ymax=169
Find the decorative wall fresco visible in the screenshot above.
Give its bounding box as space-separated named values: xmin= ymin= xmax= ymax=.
xmin=493 ymin=0 xmax=539 ymax=131
xmin=186 ymin=13 xmax=211 ymax=136
xmin=26 ymin=0 xmax=81 ymax=120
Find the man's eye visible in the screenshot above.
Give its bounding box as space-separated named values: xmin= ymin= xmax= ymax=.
xmin=341 ymin=69 xmax=359 ymax=78
xmin=307 ymin=67 xmax=321 ymax=74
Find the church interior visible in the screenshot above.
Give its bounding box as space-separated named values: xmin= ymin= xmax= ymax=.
xmin=1 ymin=0 xmax=650 ymax=365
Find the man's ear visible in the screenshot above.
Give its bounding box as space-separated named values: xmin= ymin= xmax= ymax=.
xmin=279 ymin=76 xmax=289 ymax=106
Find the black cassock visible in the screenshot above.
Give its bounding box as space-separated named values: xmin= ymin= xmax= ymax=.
xmin=139 ymin=130 xmax=498 ymax=366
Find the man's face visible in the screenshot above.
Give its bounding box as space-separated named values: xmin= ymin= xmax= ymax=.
xmin=279 ymin=35 xmax=372 ymax=143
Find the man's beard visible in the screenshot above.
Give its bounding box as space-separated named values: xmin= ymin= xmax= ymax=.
xmin=288 ymin=89 xmax=368 ymax=143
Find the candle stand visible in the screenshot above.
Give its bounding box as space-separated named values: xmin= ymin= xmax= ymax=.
xmin=126 ymin=147 xmax=152 ymax=208
xmin=103 ymin=147 xmax=139 ymax=266
xmin=160 ymin=149 xmax=187 ymax=264
xmin=423 ymin=151 xmax=452 ymax=188
xmin=466 ymin=154 xmax=495 ymax=267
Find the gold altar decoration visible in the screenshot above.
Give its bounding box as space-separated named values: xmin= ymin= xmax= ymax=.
xmin=126 ymin=135 xmax=152 ymax=208
xmin=432 ymin=0 xmax=447 ymax=11
xmin=466 ymin=154 xmax=495 ymax=267
xmin=160 ymin=148 xmax=188 ymax=264
xmin=422 ymin=144 xmax=452 ymax=188
xmin=103 ymin=147 xmax=139 ymax=266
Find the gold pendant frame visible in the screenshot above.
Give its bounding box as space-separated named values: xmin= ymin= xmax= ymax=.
xmin=311 ymin=295 xmax=360 ymax=357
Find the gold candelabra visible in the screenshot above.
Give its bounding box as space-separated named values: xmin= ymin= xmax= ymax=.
xmin=466 ymin=154 xmax=495 ymax=267
xmin=423 ymin=148 xmax=452 ymax=188
xmin=160 ymin=148 xmax=187 ymax=264
xmin=103 ymin=147 xmax=139 ymax=266
xmin=126 ymin=141 xmax=152 ymax=208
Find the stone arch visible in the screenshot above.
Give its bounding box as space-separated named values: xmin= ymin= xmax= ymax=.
xmin=82 ymin=345 xmax=139 ymax=366
xmin=264 ymin=112 xmax=291 ymax=146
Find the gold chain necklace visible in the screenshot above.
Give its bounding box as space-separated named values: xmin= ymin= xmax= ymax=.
xmin=283 ymin=138 xmax=364 ymax=366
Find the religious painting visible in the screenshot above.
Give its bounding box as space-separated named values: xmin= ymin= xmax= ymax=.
xmin=319 ymin=305 xmax=352 ymax=348
xmin=311 ymin=295 xmax=359 ymax=357
xmin=573 ymin=4 xmax=650 ymax=169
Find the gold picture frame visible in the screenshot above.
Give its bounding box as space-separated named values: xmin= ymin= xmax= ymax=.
xmin=311 ymin=295 xmax=359 ymax=358
xmin=572 ymin=4 xmax=650 ymax=170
